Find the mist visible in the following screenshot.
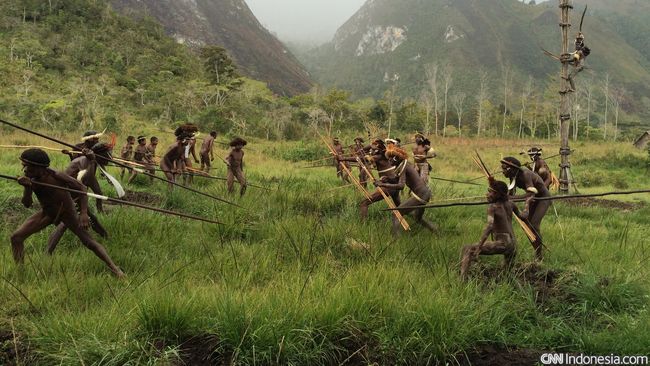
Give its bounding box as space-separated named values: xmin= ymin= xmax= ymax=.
xmin=246 ymin=0 xmax=366 ymax=44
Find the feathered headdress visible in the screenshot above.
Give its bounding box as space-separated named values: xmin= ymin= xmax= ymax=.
xmin=384 ymin=143 xmax=408 ymax=161
xmin=174 ymin=123 xmax=199 ymax=140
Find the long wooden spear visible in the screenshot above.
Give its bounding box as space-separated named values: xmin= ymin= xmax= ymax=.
xmin=0 ymin=174 xmax=223 ymax=225
xmin=386 ymin=189 xmax=650 ymax=210
xmin=353 ymin=154 xmax=410 ymax=231
xmin=0 ymin=118 xmax=241 ymax=208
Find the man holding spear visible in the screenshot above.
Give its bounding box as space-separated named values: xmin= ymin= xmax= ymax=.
xmin=501 ymin=156 xmax=551 ymax=261
xmin=412 ymin=133 xmax=436 ymax=184
xmin=127 ymin=136 xmax=148 ymax=184
xmin=226 ymin=137 xmax=248 ymax=196
xmin=375 ymin=143 xmax=436 ymax=235
xmin=46 ymin=142 xmax=122 ymax=254
xmin=200 ymin=131 xmax=217 ymax=173
xmin=9 ymin=148 xmax=125 ymax=278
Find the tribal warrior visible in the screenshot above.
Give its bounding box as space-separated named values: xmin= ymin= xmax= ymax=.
xmin=501 ymin=157 xmax=550 ymax=261
xmin=127 ymin=136 xmax=148 ymax=184
xmin=119 ymin=135 xmax=135 ymax=179
xmin=47 ymin=143 xmax=115 ymax=254
xmin=460 ymin=180 xmax=519 ymax=281
xmin=160 ymin=125 xmax=196 ymax=189
xmin=412 ymin=133 xmax=436 ymax=184
xmin=226 ymin=137 xmax=247 ymax=196
xmin=200 ymin=131 xmax=217 ymax=172
xmin=332 ymin=137 xmax=350 ymax=183
xmin=377 ymin=144 xmax=437 ymax=235
xmin=11 ymin=149 xmax=124 ymax=278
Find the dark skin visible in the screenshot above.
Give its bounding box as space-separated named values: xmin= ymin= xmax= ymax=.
xmin=377 ymin=161 xmax=436 ymax=235
xmin=145 ymin=138 xmax=158 ymax=183
xmin=12 ymin=164 xmax=124 ymax=278
xmin=120 ymin=137 xmax=135 ymax=179
xmin=502 ymin=163 xmax=551 ymax=260
xmin=160 ymin=139 xmax=189 ymax=189
xmin=352 ymin=140 xmax=369 ymax=188
xmin=226 ymin=144 xmax=247 ymax=196
xmin=200 ymin=134 xmax=216 ymax=172
xmin=333 ymin=140 xmax=350 ymax=183
xmin=527 ymin=155 xmax=552 ymax=188
xmin=460 ymin=188 xmax=520 ymax=281
xmin=412 ymin=137 xmax=435 ymax=183
xmin=46 ymin=154 xmax=110 ymax=254
xmin=128 ymin=139 xmax=148 ymax=184
xmin=342 ymin=142 xmax=400 ymax=220
xmin=182 ymin=138 xmax=199 ymax=185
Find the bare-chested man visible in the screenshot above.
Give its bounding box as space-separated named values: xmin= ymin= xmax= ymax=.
xmin=200 ymin=131 xmax=217 ymax=172
xmin=127 ymin=136 xmax=148 ymax=184
xmin=119 ymin=135 xmax=135 ymax=179
xmin=524 ymin=147 xmax=554 ymax=189
xmin=145 ymin=136 xmax=158 ymax=183
xmin=47 ymin=143 xmax=113 ymax=254
xmin=226 ymin=137 xmax=247 ymax=196
xmin=354 ymin=139 xmax=401 ymax=220
xmin=11 ymin=149 xmax=124 ymax=278
xmin=501 ymin=156 xmax=551 ymax=261
xmin=460 ymin=180 xmax=519 ymax=281
xmin=161 ymin=126 xmax=196 ymax=189
xmin=63 ymin=130 xmax=103 ymax=161
xmin=412 ymin=133 xmax=436 ymax=184
xmin=332 ymin=137 xmax=350 ymax=183
xmin=376 ymin=144 xmax=437 ymax=235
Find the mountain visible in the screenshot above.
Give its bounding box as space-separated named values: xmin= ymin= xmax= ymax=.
xmin=304 ymin=0 xmax=650 ymax=115
xmin=110 ymin=0 xmax=313 ymax=96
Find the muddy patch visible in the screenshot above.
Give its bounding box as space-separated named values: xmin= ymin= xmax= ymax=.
xmin=563 ymin=197 xmax=644 ymax=211
xmin=175 ymin=334 xmax=221 ymax=366
xmin=106 ymin=190 xmax=163 ymax=206
xmin=0 ymin=329 xmax=33 ymax=366
xmin=151 ymin=334 xmax=221 ymax=366
xmin=474 ymin=263 xmax=575 ymax=306
xmin=454 ymin=344 xmax=542 ymax=366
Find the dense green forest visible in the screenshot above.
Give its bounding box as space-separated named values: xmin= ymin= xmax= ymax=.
xmin=0 ymin=0 xmax=646 ymax=144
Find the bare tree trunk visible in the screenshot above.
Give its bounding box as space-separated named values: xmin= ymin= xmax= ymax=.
xmin=520 ymin=76 xmax=533 ymax=138
xmin=476 ymin=71 xmax=488 ymax=137
xmin=426 ymin=64 xmax=439 ymax=136
xmin=443 ymin=66 xmax=453 ymax=137
xmin=452 ymin=92 xmax=466 ymax=138
xmin=501 ymin=64 xmax=510 ymax=137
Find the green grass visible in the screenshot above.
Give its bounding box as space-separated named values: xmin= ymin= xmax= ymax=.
xmin=1 ymin=135 xmax=649 ymax=364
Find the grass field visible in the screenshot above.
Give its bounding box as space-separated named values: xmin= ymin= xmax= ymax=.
xmin=1 ymin=132 xmax=649 ymax=365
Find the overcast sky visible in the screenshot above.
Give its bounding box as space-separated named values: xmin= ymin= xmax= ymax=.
xmin=246 ymin=0 xmax=367 ymax=44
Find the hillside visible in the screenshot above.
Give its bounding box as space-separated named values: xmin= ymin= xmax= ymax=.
xmin=110 ymin=0 xmax=313 ymax=96
xmin=304 ymin=0 xmax=650 ymax=117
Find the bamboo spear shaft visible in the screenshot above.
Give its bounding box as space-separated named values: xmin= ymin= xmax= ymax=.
xmin=0 ymin=174 xmax=223 ymax=225
xmin=386 ymin=189 xmax=650 ymax=210
xmin=353 ymin=152 xmax=410 ymax=231
xmin=0 ymin=118 xmax=241 ymax=208
xmin=318 ymin=134 xmax=372 ymax=201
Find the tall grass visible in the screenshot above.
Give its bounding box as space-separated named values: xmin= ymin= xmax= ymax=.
xmin=0 ymin=135 xmax=649 ymax=364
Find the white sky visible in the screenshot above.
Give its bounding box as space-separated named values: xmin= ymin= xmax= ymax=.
xmin=245 ymin=0 xmax=367 ymax=44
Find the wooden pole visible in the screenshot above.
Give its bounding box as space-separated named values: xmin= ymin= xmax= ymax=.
xmin=558 ymin=0 xmax=573 ymax=194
